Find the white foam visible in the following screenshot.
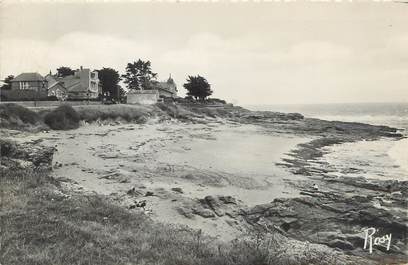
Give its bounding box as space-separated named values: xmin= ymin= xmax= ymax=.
xmin=388 ymin=138 xmax=408 ymax=175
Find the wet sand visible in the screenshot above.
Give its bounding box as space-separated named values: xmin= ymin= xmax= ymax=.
xmin=16 ymin=120 xmax=309 ymax=240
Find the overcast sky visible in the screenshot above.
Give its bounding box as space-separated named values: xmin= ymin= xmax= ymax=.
xmin=0 ymin=1 xmax=407 ymax=105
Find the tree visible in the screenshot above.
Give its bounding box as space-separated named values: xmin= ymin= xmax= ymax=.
xmin=1 ymin=75 xmax=14 ymax=90
xmin=97 ymin=67 xmax=121 ymax=101
xmin=118 ymin=85 xmax=127 ymax=103
xmin=122 ymin=59 xmax=157 ymax=90
xmin=56 ymin=67 xmax=74 ymax=77
xmin=183 ymin=75 xmax=213 ymax=101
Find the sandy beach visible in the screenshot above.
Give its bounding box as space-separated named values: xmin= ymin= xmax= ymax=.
xmin=12 ymin=120 xmax=309 ymax=240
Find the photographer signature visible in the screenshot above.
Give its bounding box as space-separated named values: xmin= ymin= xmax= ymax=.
xmin=363 ymin=227 xmax=392 ymax=254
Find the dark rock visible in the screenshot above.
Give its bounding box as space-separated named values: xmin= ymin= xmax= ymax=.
xmin=226 ymin=211 xmax=240 ymax=219
xmin=351 ymin=195 xmax=371 ymax=203
xmin=203 ymin=195 xmax=219 ymax=206
xmin=171 ymin=187 xmax=183 ymax=193
xmin=293 ymin=197 xmax=317 ymax=207
xmin=193 ymin=206 xmax=215 ymax=218
xmin=127 ymin=187 xmax=143 ymax=196
xmin=177 ymin=207 xmax=194 ymax=219
xmin=31 ymin=147 xmax=55 ymax=167
xmin=225 ymin=219 xmax=239 ymax=227
xmin=201 ymin=195 xmax=224 ymax=216
xmin=327 ymin=239 xmax=355 ymax=250
xmin=280 ymin=217 xmax=299 ymax=232
xmin=320 ymin=203 xmax=356 ymax=214
xmin=135 ymin=200 xmax=146 ymax=208
xmin=218 ymin=195 xmax=237 ymax=204
xmin=127 ymin=187 xmax=136 ymax=195
xmin=242 ymin=203 xmax=272 ymax=215
xmin=286 ymin=113 xmax=304 ymax=120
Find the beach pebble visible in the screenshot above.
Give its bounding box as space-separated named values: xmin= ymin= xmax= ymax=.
xmin=171 ymin=187 xmax=183 ymax=193
xmin=145 ymin=191 xmax=154 ymax=197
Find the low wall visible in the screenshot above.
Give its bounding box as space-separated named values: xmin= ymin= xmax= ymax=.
xmin=0 ymin=101 xmax=102 ymax=108
xmin=127 ymin=90 xmax=159 ymax=105
xmin=1 ymin=89 xmax=48 ymax=101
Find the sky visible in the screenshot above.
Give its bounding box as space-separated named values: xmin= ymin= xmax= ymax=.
xmin=0 ymin=1 xmax=407 ymax=105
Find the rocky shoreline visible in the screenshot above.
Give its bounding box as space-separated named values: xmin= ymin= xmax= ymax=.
xmin=235 ymin=108 xmax=408 ymax=263
xmin=1 ymin=102 xmax=407 ymax=264
xmin=166 ymin=104 xmax=407 ymax=263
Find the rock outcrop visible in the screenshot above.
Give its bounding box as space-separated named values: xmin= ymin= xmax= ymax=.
xmin=240 ymin=182 xmax=408 ymax=263
xmin=0 ymin=139 xmax=55 ymax=169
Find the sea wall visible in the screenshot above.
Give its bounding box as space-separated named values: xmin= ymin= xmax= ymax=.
xmin=127 ymin=90 xmax=159 ymax=105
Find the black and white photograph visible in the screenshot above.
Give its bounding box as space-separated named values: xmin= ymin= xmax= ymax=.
xmin=0 ymin=1 xmax=407 ymax=264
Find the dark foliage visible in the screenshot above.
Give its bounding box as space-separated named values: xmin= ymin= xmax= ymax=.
xmin=44 ymin=105 xmax=80 ymax=130
xmin=183 ymin=75 xmax=213 ymax=101
xmin=122 ymin=59 xmax=157 ymax=90
xmin=56 ymin=66 xmax=75 ymax=77
xmin=0 ymin=139 xmax=17 ymax=157
xmin=0 ymin=103 xmax=41 ymax=125
xmin=98 ymin=67 xmax=121 ymax=101
xmin=1 ymin=75 xmax=14 ymax=90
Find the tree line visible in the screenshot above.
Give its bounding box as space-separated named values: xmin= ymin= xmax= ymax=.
xmin=1 ymin=59 xmax=213 ymax=102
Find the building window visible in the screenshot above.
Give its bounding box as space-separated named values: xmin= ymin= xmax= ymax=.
xmin=19 ymin=82 xmax=30 ymax=90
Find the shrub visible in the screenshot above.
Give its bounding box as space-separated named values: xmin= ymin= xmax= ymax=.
xmin=44 ymin=105 xmax=80 ymax=130
xmin=76 ymin=104 xmax=151 ymax=123
xmin=0 ymin=103 xmax=42 ymax=129
xmin=0 ymin=139 xmax=17 ymax=157
xmin=207 ymin=98 xmax=227 ymax=104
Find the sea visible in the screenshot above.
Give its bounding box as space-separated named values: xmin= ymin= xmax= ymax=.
xmin=246 ymin=102 xmax=408 ymax=181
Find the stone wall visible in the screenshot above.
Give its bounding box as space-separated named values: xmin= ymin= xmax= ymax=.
xmin=127 ymin=90 xmax=159 ymax=105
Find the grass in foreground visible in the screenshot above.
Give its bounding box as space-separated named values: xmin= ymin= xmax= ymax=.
xmin=0 ymin=168 xmax=348 ymax=265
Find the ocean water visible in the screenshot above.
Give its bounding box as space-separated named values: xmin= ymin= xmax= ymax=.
xmin=246 ymin=102 xmax=408 ymax=180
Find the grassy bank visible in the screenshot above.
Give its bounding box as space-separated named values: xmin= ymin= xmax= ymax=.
xmin=0 ymin=103 xmax=45 ymax=130
xmin=0 ymin=164 xmax=349 ymax=265
xmin=0 ymin=103 xmax=199 ymax=131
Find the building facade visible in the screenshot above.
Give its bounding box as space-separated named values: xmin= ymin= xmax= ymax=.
xmin=44 ymin=67 xmax=101 ymax=100
xmin=127 ymin=75 xmax=178 ymax=105
xmin=149 ymin=75 xmax=177 ymax=98
xmin=57 ymin=67 xmax=101 ymax=100
xmin=2 ymin=73 xmax=49 ymax=101
xmin=45 ymin=74 xmax=67 ymax=100
xmin=3 ymin=68 xmax=101 ymax=101
xmin=10 ymin=73 xmax=47 ymax=92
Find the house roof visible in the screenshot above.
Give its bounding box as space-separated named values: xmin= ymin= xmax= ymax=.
xmin=12 ymin=73 xmax=45 ymax=82
xmin=48 ymin=82 xmax=67 ymax=92
xmin=59 ymin=75 xmax=88 ymax=92
xmin=66 ymin=82 xmax=86 ymax=92
xmin=48 ymin=81 xmax=66 ymax=90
